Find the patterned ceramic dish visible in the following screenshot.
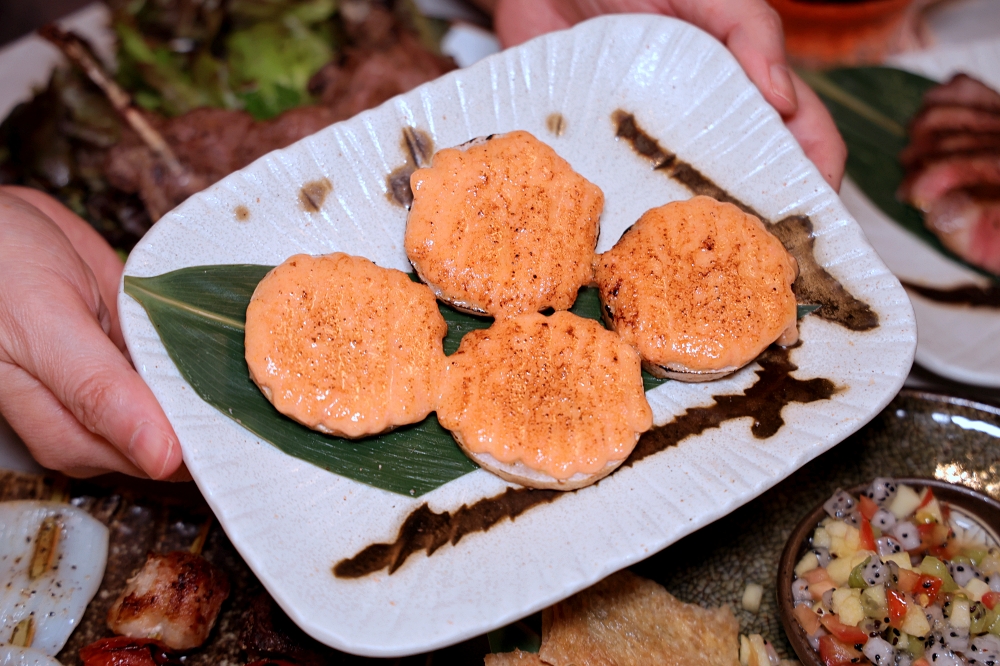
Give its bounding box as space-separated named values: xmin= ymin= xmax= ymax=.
xmin=118 ymin=14 xmax=916 ymax=656
xmin=776 ymin=477 xmax=1000 ymax=666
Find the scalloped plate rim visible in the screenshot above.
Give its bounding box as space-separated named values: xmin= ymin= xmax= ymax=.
xmin=118 ymin=14 xmax=916 ymax=656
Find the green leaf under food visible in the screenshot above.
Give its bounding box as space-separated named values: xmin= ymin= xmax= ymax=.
xmin=124 ymin=265 xmax=477 ymax=497
xmin=797 ymin=304 xmax=822 ymax=319
xmin=802 ymin=67 xmax=1000 ymax=283
xmin=124 ymin=265 xmax=678 ymax=495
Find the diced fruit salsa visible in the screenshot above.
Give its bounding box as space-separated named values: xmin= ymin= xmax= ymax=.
xmin=791 ymin=479 xmax=1000 ymax=666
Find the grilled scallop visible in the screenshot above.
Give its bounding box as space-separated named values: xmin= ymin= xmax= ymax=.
xmin=245 ymin=253 xmax=447 ymax=438
xmin=437 ymin=311 xmax=652 ymax=490
xmin=595 ymin=196 xmax=799 ymax=381
xmin=404 ymin=131 xmax=604 ymax=318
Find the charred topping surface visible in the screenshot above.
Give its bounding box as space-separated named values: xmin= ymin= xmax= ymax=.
xmin=386 ymin=126 xmax=434 ymax=208
xmin=901 ymin=280 xmax=1000 ymax=307
xmin=335 ymin=346 xmax=837 ymax=578
xmin=612 ymin=110 xmax=879 ymax=332
xmin=298 ymin=178 xmax=332 ymax=213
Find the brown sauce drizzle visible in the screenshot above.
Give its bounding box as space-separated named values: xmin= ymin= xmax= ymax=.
xmin=611 ymin=110 xmax=879 ymax=332
xmin=386 ymin=127 xmax=434 ymax=208
xmin=771 ymin=216 xmax=879 ymax=331
xmin=625 ymin=344 xmax=839 ymax=465
xmin=901 ymin=281 xmax=1000 ymax=307
xmin=612 ymin=110 xmax=757 ymax=215
xmin=333 ymin=345 xmax=837 ymax=578
xmin=546 ymin=113 xmax=567 ymax=137
xmin=298 ymin=178 xmax=332 ymax=213
xmin=334 ymin=487 xmax=560 ymax=578
xmin=234 ymin=205 xmax=250 ymax=222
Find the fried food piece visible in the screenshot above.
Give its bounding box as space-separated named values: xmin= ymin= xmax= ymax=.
xmin=404 ymin=131 xmax=604 ymax=318
xmin=539 ymin=570 xmax=741 ymax=666
xmin=245 ymin=253 xmax=447 ymax=438
xmin=437 ymin=311 xmax=652 ymax=490
xmin=106 ymin=552 xmax=230 ymax=651
xmin=484 ymin=649 xmax=547 ymax=665
xmin=595 ymin=196 xmax=798 ymax=381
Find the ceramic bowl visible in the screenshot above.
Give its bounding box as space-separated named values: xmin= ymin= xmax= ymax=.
xmin=776 ymin=477 xmax=1000 ymax=666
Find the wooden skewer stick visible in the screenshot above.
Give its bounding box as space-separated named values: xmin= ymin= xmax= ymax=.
xmin=38 ymin=24 xmax=188 ymax=181
xmin=189 ymin=514 xmax=213 ymax=556
xmin=10 ymin=617 xmax=35 ymax=648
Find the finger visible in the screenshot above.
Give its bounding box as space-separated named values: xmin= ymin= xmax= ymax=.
xmin=494 ymin=0 xmax=572 ymax=47
xmin=0 ymin=186 xmax=126 ymax=350
xmin=2 ymin=276 xmax=183 ymax=481
xmin=671 ymin=0 xmax=797 ymax=116
xmin=784 ymin=72 xmax=847 ymax=191
xmin=0 ymin=362 xmax=146 ymax=478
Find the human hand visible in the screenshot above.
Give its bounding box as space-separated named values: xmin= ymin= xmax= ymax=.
xmin=491 ymin=0 xmax=847 ymax=191
xmin=0 ymin=186 xmax=185 ymax=479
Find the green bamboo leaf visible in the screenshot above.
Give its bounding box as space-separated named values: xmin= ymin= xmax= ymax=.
xmin=805 ymin=67 xmax=999 ymax=283
xmin=798 ymin=304 xmax=822 ymax=319
xmin=124 ymin=266 xmax=670 ymax=496
xmin=125 ymin=265 xmax=478 ymax=497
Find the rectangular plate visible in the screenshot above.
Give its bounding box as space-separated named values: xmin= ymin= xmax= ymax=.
xmin=119 ymin=14 xmax=916 ymax=657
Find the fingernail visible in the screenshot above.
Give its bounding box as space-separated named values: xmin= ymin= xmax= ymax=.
xmin=769 ymin=64 xmax=797 ymax=109
xmin=129 ymin=423 xmax=175 ymax=479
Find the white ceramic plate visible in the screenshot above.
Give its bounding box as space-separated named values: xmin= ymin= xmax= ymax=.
xmin=841 ymin=37 xmax=1000 ymax=387
xmin=119 ymin=15 xmax=916 ymax=656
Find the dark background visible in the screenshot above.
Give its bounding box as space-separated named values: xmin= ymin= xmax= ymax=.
xmin=0 ymin=0 xmax=95 ymax=47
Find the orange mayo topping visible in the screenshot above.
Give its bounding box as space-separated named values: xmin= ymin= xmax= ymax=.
xmin=594 ymin=196 xmax=799 ymax=374
xmin=404 ymin=130 xmax=604 ymax=318
xmin=244 ymin=253 xmax=447 ymax=438
xmin=436 ymin=311 xmax=653 ymax=480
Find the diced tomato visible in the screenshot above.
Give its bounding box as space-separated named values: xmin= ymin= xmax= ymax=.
xmin=794 ymin=604 xmax=822 ymax=635
xmin=859 ymin=519 xmax=876 ymax=551
xmin=818 ymin=635 xmax=864 ymax=666
xmin=916 ymin=574 xmax=942 ymax=606
xmin=859 ymin=495 xmax=879 ymax=521
xmin=917 ymin=487 xmax=935 ymax=509
xmin=896 ymin=568 xmax=921 ymax=594
xmin=983 ymin=591 xmax=1000 ymax=610
xmin=810 ymin=579 xmax=838 ymax=602
xmin=918 ymin=523 xmax=954 ymax=557
xmin=821 ymin=614 xmax=869 ymax=646
xmin=803 ymin=567 xmax=832 ymax=584
xmin=913 ymin=659 xmax=931 ymax=666
xmin=887 ymin=589 xmax=908 ymax=628
xmin=79 ymin=637 xmax=180 ymax=666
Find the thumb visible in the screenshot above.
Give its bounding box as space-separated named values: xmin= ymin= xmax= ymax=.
xmin=29 ymin=301 xmax=183 ymax=479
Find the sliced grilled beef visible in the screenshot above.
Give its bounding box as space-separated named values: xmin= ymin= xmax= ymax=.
xmin=898 ymin=154 xmax=1000 ymax=211
xmin=899 ymin=132 xmax=1000 ymax=170
xmin=909 ymin=105 xmax=1000 ymax=138
xmin=924 ymin=189 xmax=1000 ymax=274
xmin=921 ymin=73 xmax=1000 ymax=112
